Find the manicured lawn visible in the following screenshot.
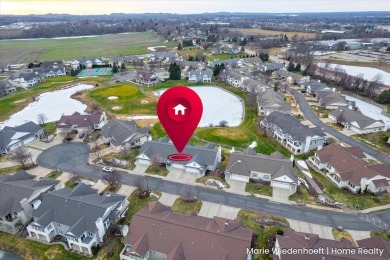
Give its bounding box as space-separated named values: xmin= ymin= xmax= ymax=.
xmin=171 ymin=197 xmax=202 ymax=214
xmin=309 ymin=169 xmax=390 ymax=209
xmin=96 ymin=237 xmax=124 ymax=260
xmin=311 ymin=105 xmax=331 ymax=118
xmin=0 ymin=155 xmax=9 ymax=162
xmin=196 ymin=175 xmax=230 ymax=189
xmin=371 ymin=230 xmax=390 ymax=241
xmin=332 ymin=228 xmax=355 ymax=245
xmin=145 ymin=166 xmax=169 ymax=177
xmin=147 ymin=79 xmax=210 ymax=90
xmin=0 ymin=32 xmax=174 ymax=62
xmin=43 ymin=122 xmax=57 ymax=134
xmin=245 ymin=183 xmax=272 ymax=197
xmin=0 ymin=231 xmax=86 ymax=260
xmin=238 ymin=210 xmax=289 ymax=260
xmin=93 ymin=150 xmax=139 ymax=170
xmin=207 ymin=53 xmax=240 ymax=61
xmin=87 ymin=83 xmax=156 ymax=115
xmin=104 ymin=183 xmax=122 ymax=193
xmin=64 ymin=179 xmax=78 ymax=188
xmin=46 ymin=170 xmax=63 ymax=179
xmin=351 ymin=132 xmax=390 ymax=156
xmin=150 ymin=122 xmax=166 ymax=140
xmin=0 ymin=164 xmax=32 ymax=175
xmin=123 ymin=189 xmax=162 ymax=224
xmin=289 ymin=185 xmax=318 ymax=205
xmin=327 ymin=123 xmax=344 ymax=131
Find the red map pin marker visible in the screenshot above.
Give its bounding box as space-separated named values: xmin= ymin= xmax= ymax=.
xmin=157 ymin=86 xmax=203 ymax=153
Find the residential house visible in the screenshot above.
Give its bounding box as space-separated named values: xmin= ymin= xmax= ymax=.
xmin=136 ymin=138 xmax=221 ymax=175
xmin=300 ymin=80 xmax=330 ymax=96
xmin=357 ymin=237 xmax=390 ymax=259
xmin=316 ymin=90 xmax=353 ymax=109
xmin=27 ymin=184 xmax=126 ymax=255
xmin=257 ymin=89 xmax=291 ymax=116
xmin=34 ymin=67 xmax=66 ymax=78
xmin=151 ymin=52 xmax=179 ymax=62
xmin=108 ymin=55 xmax=138 ymax=67
xmin=0 ymin=121 xmax=43 ymax=155
xmin=56 ymin=112 xmax=107 ymax=134
xmin=243 ymin=77 xmax=272 ymax=93
xmin=152 ymin=68 xmax=169 ymax=81
xmin=135 ymin=71 xmax=160 ymax=86
xmin=177 ymin=60 xmax=205 ymax=70
xmin=188 ymin=69 xmax=212 ymax=82
xmin=101 ymin=120 xmax=150 ymax=151
xmin=120 ymin=201 xmax=253 ymax=260
xmin=261 ymin=111 xmax=325 ymax=154
xmin=71 ymin=58 xmax=104 ymax=70
xmin=258 ymin=62 xmax=285 ymax=73
xmin=10 ymin=72 xmax=44 ymax=88
xmin=272 ymin=70 xmax=310 ymax=84
xmin=275 ymin=228 xmax=386 ymax=260
xmin=0 ymin=171 xmax=59 ymax=233
xmin=241 ymin=57 xmax=262 ymax=68
xmin=329 ymin=108 xmax=385 ymax=134
xmin=40 ymin=60 xmax=64 ymax=69
xmin=226 ymin=149 xmax=298 ymax=195
xmin=209 ymin=58 xmax=242 ymax=68
xmin=0 ymin=79 xmax=16 ymax=95
xmin=218 ymin=68 xmax=246 ymax=89
xmin=309 ymin=144 xmax=390 ymax=193
xmin=211 ymin=48 xmax=222 ymax=54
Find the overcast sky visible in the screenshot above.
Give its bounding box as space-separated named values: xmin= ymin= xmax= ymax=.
xmin=1 ymin=0 xmax=389 ymax=15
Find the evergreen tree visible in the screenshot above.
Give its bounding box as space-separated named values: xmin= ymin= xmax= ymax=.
xmin=169 ymin=63 xmax=181 ymax=80
xmin=112 ymin=62 xmax=118 ymax=73
xmin=178 ymin=43 xmax=182 ymax=50
xmin=287 ymin=62 xmax=295 ymax=72
xmin=377 ymin=89 xmax=390 ymax=104
xmin=295 ymin=63 xmax=301 ymax=71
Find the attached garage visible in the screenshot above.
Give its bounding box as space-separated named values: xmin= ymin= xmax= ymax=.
xmin=185 ymin=166 xmax=203 ymax=174
xmin=271 ymin=180 xmax=292 ymax=190
xmin=230 ymin=174 xmax=249 ymax=182
xmin=170 ymin=163 xmax=185 ymax=169
xmin=136 ymin=158 xmax=150 ymax=165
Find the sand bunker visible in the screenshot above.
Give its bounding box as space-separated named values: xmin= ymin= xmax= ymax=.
xmin=13 ymin=99 xmax=26 ymax=104
xmin=112 ymin=106 xmax=122 ymax=110
xmin=108 ymin=96 xmax=118 ymax=100
xmin=141 ymin=99 xmax=149 ymax=104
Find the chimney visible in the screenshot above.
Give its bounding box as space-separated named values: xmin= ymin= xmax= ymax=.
xmin=218 ymin=146 xmax=222 ymax=163
xmin=290 ymin=155 xmax=294 ymax=162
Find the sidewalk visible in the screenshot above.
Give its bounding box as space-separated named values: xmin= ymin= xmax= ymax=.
xmin=360 ymin=204 xmax=390 ymax=213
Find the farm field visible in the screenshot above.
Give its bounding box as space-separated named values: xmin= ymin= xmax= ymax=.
xmin=230 ymin=28 xmax=316 ymax=39
xmin=0 ymin=32 xmax=175 ymax=63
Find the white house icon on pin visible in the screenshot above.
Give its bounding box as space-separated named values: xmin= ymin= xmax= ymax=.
xmin=173 ymin=104 xmax=187 ymax=115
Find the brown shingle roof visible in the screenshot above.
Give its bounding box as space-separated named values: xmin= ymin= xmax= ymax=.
xmin=57 ymin=112 xmax=103 ymax=129
xmin=367 ymin=164 xmax=390 ymax=178
xmin=316 ymin=144 xmax=379 ymax=185
xmin=123 ymin=201 xmax=252 ymax=260
xmin=357 ymin=237 xmax=390 ymax=259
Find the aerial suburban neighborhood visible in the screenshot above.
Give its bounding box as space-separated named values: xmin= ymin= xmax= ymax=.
xmin=0 ymin=1 xmax=390 ymax=260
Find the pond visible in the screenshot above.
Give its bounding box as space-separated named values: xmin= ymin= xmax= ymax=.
xmin=0 ymin=84 xmax=94 ymax=128
xmin=343 ymin=94 xmax=390 ymax=130
xmin=155 ymin=86 xmax=244 ymax=127
xmin=0 ymin=250 xmax=22 ymax=260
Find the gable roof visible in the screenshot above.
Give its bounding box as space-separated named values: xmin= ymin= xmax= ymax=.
xmin=1 ymin=121 xmax=42 ymax=152
xmin=138 ymin=139 xmax=218 ymax=171
xmin=330 ymin=108 xmax=384 ymax=129
xmin=0 ymin=171 xmax=59 ymax=217
xmin=226 ymin=148 xmax=298 ymax=183
xmin=316 ymin=144 xmax=386 ymax=185
xmin=259 ymin=62 xmax=285 ymax=71
xmin=101 ymin=120 xmax=149 ymax=147
xmin=317 ymin=91 xmax=349 ymax=107
xmin=57 ymin=112 xmax=103 ymax=129
xmin=357 ymin=237 xmax=390 ymax=259
xmin=188 ymin=69 xmax=212 ymax=80
xmin=257 ymin=89 xmax=291 ymax=111
xmin=31 ymin=183 xmax=125 ymax=237
xmin=123 ymin=201 xmax=252 ymax=260
xmin=301 ymin=80 xmax=329 ymax=92
xmin=264 ymin=111 xmax=325 ymax=142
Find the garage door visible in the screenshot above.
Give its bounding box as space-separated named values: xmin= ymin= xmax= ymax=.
xmin=171 ymin=163 xmax=185 ymax=169
xmin=185 ymin=167 xmax=201 ymax=174
xmin=271 ymin=181 xmax=291 ymax=190
xmin=136 ymin=159 xmax=150 ymax=165
xmin=230 ymin=174 xmax=249 ymax=182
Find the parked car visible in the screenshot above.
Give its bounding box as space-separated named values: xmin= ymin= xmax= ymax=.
xmin=102 ymin=167 xmax=114 ymax=172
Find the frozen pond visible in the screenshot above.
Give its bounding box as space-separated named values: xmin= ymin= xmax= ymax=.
xmin=0 ymin=84 xmax=94 ymax=128
xmin=155 ymin=86 xmax=244 ymax=127
xmin=0 ymin=250 xmax=22 ymax=260
xmin=343 ymin=94 xmax=390 ymax=130
xmin=318 ymin=63 xmax=390 ymax=85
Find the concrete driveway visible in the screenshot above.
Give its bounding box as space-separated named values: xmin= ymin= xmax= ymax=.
xmin=159 ymin=192 xmax=179 ymax=206
xmin=272 ymin=187 xmax=291 ymax=203
xmin=226 ymin=179 xmax=246 ymax=195
xmin=287 ymin=218 xmax=334 ymax=239
xmin=166 ymin=168 xmax=198 ymax=184
xmin=198 ymin=201 xmax=241 ymax=220
xmin=132 ymin=163 xmax=148 ymax=175
xmin=92 ymin=180 xmax=108 ymax=193
xmin=117 ymin=184 xmax=136 ymax=197
xmin=28 ymin=135 xmax=63 ymax=151
xmin=27 ymin=166 xmax=52 ymax=179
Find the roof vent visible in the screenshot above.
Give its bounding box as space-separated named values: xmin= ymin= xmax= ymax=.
xmin=224 ymin=222 xmax=229 ymax=226
xmin=106 ymin=193 xmax=111 ymax=197
xmin=238 ymin=160 xmax=241 ymax=163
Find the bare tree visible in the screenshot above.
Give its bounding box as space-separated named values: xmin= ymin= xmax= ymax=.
xmin=90 ymin=102 xmax=100 ymax=112
xmin=132 ymin=176 xmax=147 ymax=191
xmin=181 ymin=184 xmax=197 ymax=202
xmin=37 ymin=113 xmax=48 ymax=126
xmin=70 ymin=173 xmax=81 ymax=184
xmin=150 ymin=153 xmax=163 ymax=167
xmin=103 ymin=170 xmax=122 ymax=190
xmin=366 ymin=73 xmax=383 ymax=97
xmin=11 ymin=146 xmax=31 ymax=168
xmin=219 ymin=120 xmax=228 ymax=127
xmin=247 ymin=85 xmax=257 ymax=106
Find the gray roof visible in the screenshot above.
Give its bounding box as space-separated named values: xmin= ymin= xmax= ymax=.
xmin=301 ymin=80 xmax=329 ymax=92
xmin=31 ymin=184 xmax=125 ymax=238
xmin=329 ymin=108 xmax=384 ymax=129
xmin=209 ymin=58 xmax=240 ymax=67
xmin=152 ymin=52 xmax=178 ymax=59
xmin=138 ymin=139 xmax=218 ymax=171
xmin=259 ymin=63 xmax=285 ymax=71
xmin=226 ymin=149 xmax=298 ymax=183
xmin=1 ymin=121 xmax=42 ymax=153
xmin=272 ymin=70 xmax=303 ymax=81
xmin=0 ymin=171 xmax=59 ymax=217
xmin=257 ymin=89 xmax=291 ymax=111
xmin=264 ymin=111 xmax=325 ymax=142
xmin=188 ymin=69 xmax=212 ymax=81
xmin=101 ymin=120 xmax=149 ymax=147
xmin=317 ymin=91 xmax=349 ymax=107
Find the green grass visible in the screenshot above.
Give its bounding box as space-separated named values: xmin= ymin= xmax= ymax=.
xmin=309 ymin=169 xmax=390 ymax=209
xmin=93 ymin=151 xmax=138 ymax=170
xmin=351 ymin=132 xmax=390 ymax=156
xmin=43 ymin=122 xmax=57 ymax=135
xmin=171 ymin=197 xmax=202 ymax=214
xmin=0 ymin=32 xmax=175 ymax=63
xmin=0 ymin=155 xmax=10 ymax=162
xmin=87 ymin=83 xmax=156 ymax=115
xmin=0 ymin=164 xmax=32 ymax=175
xmin=96 ymin=237 xmax=123 ymax=260
xmin=46 ymin=170 xmax=63 ymax=179
xmin=208 ymin=53 xmax=240 ymax=60
xmin=371 ymin=230 xmax=390 ymax=241
xmin=238 ymin=210 xmax=289 ymax=260
xmin=123 ymin=189 xmax=161 ymax=224
xmin=150 ymin=122 xmax=166 ymax=140
xmin=332 ymin=228 xmax=355 ymax=245
xmin=0 ymin=231 xmax=86 ymax=260
xmin=311 ymin=105 xmax=331 ymax=118
xmin=64 ymin=179 xmax=78 ymax=188
xmin=245 ymin=183 xmax=272 ymax=197
xmin=103 ymin=183 xmax=122 ymax=193
xmin=145 ymin=166 xmax=169 ymax=177
xmin=196 ymin=176 xmax=230 ymax=189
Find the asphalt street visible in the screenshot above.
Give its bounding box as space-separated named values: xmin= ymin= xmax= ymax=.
xmin=287 ymin=86 xmax=390 ymax=165
xmin=37 ymin=143 xmax=390 ymax=231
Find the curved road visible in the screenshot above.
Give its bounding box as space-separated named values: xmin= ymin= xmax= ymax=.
xmin=287 ymin=87 xmax=390 ymax=164
xmin=37 ymin=143 xmax=390 ymax=231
